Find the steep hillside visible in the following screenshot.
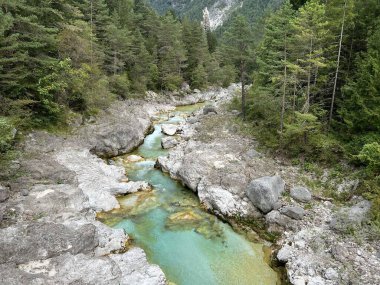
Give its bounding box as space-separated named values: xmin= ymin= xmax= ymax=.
xmin=148 ymin=0 xmax=283 ymax=30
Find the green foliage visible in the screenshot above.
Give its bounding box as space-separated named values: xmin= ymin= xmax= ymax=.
xmin=190 ymin=64 xmax=208 ymax=89
xmin=339 ymin=24 xmax=380 ymax=133
xmin=0 ymin=117 xmax=15 ymax=153
xmin=357 ymin=143 xmax=380 ymax=175
xmin=109 ymin=73 xmax=130 ymax=98
xmin=0 ymin=0 xmax=219 ymax=136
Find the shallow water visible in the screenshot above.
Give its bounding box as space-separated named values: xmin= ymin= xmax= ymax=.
xmin=99 ymin=104 xmax=279 ymax=285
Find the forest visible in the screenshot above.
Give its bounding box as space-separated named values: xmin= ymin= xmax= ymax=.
xmin=0 ymin=0 xmax=379 ymax=227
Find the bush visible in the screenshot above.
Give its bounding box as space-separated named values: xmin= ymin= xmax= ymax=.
xmin=0 ymin=117 xmax=16 ymax=153
xmin=357 ymin=142 xmax=380 ymax=174
xmin=109 ymin=73 xmax=130 ymax=99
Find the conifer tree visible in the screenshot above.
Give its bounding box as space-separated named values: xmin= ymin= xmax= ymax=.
xmin=156 ymin=12 xmax=186 ymax=90
xmin=222 ymin=15 xmax=253 ymax=119
xmin=339 ymin=24 xmax=380 ymax=134
xmin=256 ymin=0 xmax=295 ymax=132
xmin=290 ymin=0 xmax=328 ymax=113
xmin=182 ymin=18 xmax=209 ymax=88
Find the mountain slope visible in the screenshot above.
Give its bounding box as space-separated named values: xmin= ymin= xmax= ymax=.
xmin=148 ymin=0 xmax=283 ymax=30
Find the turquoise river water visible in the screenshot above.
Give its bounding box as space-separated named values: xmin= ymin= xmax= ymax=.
xmin=98 ymin=104 xmax=279 ymax=285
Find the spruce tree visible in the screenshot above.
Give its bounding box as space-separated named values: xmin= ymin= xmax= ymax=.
xmin=221 ymin=15 xmax=253 ymax=120
xmin=156 ymin=12 xmax=186 ymax=90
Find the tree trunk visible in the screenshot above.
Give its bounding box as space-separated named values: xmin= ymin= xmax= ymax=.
xmin=280 ymin=34 xmax=287 ymax=133
xmin=292 ymin=79 xmax=297 ymax=114
xmin=90 ymin=0 xmax=93 ymax=66
xmin=113 ymin=50 xmax=117 ymax=75
xmin=303 ymin=38 xmax=313 ymax=113
xmin=329 ymin=0 xmax=347 ymax=128
xmin=240 ymin=61 xmax=246 ymax=120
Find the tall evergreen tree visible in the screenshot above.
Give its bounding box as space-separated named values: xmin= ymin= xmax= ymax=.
xmin=255 ymin=0 xmax=295 ymax=132
xmin=339 ymin=23 xmax=380 ymax=134
xmin=222 ymin=15 xmax=253 ymax=119
xmin=156 ymin=12 xmax=186 ymax=90
xmin=182 ymin=18 xmax=209 ymax=88
xmin=290 ymin=0 xmax=328 ymax=113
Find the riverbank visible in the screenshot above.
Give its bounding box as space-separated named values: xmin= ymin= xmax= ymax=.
xmin=155 ymin=88 xmax=380 ymax=285
xmin=1 ymin=86 xmax=379 ymax=285
xmin=97 ymin=98 xmax=279 ymax=285
xmin=0 ymin=97 xmax=185 ymax=284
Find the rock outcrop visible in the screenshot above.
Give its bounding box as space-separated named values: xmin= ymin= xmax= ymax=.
xmin=0 ymin=99 xmax=171 ymax=284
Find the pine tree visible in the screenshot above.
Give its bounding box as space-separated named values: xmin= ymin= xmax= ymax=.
xmin=222 ymin=15 xmax=253 ymax=120
xmin=290 ymin=0 xmax=328 ymax=113
xmin=255 ymin=0 xmax=295 ymax=132
xmin=0 ymin=0 xmax=61 ymax=122
xmin=339 ymin=24 xmax=380 ymax=134
xmin=182 ymin=18 xmax=209 ymax=88
xmin=156 ymin=12 xmax=186 ymax=90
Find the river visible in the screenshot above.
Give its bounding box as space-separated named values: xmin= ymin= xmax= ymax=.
xmin=98 ymin=104 xmax=279 ymax=285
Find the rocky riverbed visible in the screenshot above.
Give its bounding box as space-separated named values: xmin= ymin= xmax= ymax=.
xmin=0 ymin=93 xmax=211 ymax=284
xmin=1 ymin=85 xmax=379 ymax=285
xmin=155 ymin=87 xmax=380 ymax=285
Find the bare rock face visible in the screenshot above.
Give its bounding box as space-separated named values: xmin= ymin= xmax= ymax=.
xmin=110 ymin=248 xmax=166 ymax=285
xmin=0 ymin=249 xmax=166 ymax=285
xmin=246 ymin=176 xmax=285 ymax=214
xmin=81 ymin=101 xmax=162 ymax=158
xmin=0 ymin=222 xmax=98 ymax=264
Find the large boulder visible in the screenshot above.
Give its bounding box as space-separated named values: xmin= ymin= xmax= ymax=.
xmin=161 ymin=137 xmax=179 ymax=149
xmin=203 ymin=105 xmax=218 ymax=115
xmin=290 ymin=186 xmax=312 ymax=203
xmin=246 ymin=175 xmax=285 ymax=213
xmin=161 ymin=124 xmax=178 ymax=136
xmin=80 ymin=101 xmax=157 ymax=158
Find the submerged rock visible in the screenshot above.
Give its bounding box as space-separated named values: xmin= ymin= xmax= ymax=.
xmin=168 ymin=210 xmax=202 ymax=222
xmin=246 ymin=175 xmax=285 ymax=213
xmin=161 ymin=124 xmax=178 ymax=136
xmin=290 ymin=186 xmax=312 ymax=203
xmin=126 ymin=155 xmax=144 ymax=162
